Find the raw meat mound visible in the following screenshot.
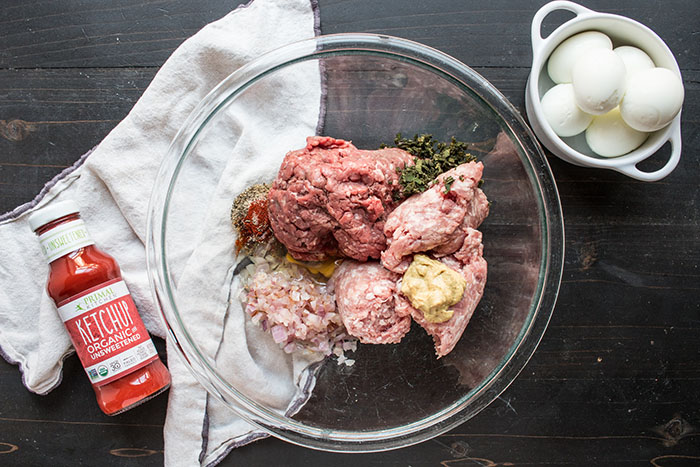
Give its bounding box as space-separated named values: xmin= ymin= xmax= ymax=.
xmin=381 ymin=161 xmax=489 ymax=273
xmin=332 ymin=260 xmax=411 ymax=344
xmin=396 ymin=229 xmax=487 ymax=357
xmin=268 ymin=136 xmax=414 ymax=262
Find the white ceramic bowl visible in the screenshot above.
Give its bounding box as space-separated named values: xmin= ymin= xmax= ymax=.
xmin=525 ymin=0 xmax=683 ymax=181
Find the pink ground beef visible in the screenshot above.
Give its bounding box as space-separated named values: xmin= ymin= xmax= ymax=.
xmin=268 ymin=136 xmax=414 ymax=262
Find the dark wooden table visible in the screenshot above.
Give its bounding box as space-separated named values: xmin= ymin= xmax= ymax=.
xmin=1 ymin=1 xmax=698 ymax=465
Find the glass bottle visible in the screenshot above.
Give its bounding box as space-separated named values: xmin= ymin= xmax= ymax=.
xmin=29 ymin=200 xmax=171 ymax=415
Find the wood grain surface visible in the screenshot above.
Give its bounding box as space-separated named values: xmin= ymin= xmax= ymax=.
xmin=1 ymin=0 xmax=698 ymax=465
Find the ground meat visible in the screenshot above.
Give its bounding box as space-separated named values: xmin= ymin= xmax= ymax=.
xmin=268 ymin=136 xmax=414 ymax=262
xmin=396 ymin=229 xmax=487 ymax=357
xmin=432 ymin=189 xmax=489 ymax=257
xmin=381 ymin=161 xmax=489 ymax=273
xmin=332 ymin=260 xmax=411 ymax=344
xmin=265 ymin=140 xmax=490 ymax=359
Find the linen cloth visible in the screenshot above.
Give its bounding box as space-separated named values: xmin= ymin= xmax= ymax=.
xmin=0 ymin=0 xmax=323 ymax=465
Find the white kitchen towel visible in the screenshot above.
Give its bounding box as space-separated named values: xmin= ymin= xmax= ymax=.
xmin=0 ymin=0 xmax=323 ymax=465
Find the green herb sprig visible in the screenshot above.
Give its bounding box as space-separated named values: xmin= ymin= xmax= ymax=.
xmin=383 ymin=133 xmax=477 ymax=200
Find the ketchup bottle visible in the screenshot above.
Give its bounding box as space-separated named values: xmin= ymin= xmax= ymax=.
xmin=28 ymin=200 xmax=171 ymax=415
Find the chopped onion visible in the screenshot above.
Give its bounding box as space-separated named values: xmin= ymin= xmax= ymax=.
xmin=242 ymin=251 xmax=357 ymax=364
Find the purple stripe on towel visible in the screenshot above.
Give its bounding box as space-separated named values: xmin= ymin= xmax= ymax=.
xmin=0 ymin=147 xmax=94 ymax=223
xmin=0 ymin=148 xmax=93 ymax=393
xmin=201 ymin=361 xmax=324 ymax=467
xmin=311 ymin=0 xmax=328 ymax=137
xmin=0 ymin=344 xmax=75 ymax=396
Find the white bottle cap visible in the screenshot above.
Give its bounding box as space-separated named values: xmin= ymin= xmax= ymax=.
xmin=27 ymin=200 xmax=81 ymax=232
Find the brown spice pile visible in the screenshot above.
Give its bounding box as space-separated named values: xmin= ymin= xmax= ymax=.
xmin=231 ymin=184 xmax=273 ymax=253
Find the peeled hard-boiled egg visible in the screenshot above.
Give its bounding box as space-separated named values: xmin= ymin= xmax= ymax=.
xmin=614 ymin=46 xmax=654 ymax=81
xmin=620 ymin=67 xmax=684 ymax=132
xmin=541 ymin=83 xmax=593 ymax=137
xmin=586 ymin=107 xmax=648 ymax=157
xmin=572 ymin=48 xmax=627 ymax=115
xmin=547 ymin=31 xmax=612 ymax=84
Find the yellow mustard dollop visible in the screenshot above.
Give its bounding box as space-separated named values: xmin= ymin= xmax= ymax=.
xmin=285 ymin=253 xmax=340 ymax=279
xmin=400 ymin=254 xmax=466 ymax=323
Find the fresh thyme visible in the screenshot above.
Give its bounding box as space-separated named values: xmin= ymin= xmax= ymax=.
xmin=383 ymin=133 xmax=477 ymax=200
xmin=443 ymin=176 xmax=455 ymax=194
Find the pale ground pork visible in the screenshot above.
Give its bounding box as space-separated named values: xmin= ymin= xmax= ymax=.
xmin=381 ymin=161 xmax=489 ymax=273
xmin=396 ymin=230 xmax=488 ymax=357
xmin=384 ymin=164 xmax=489 ymax=356
xmin=331 ymin=261 xmax=411 ymax=344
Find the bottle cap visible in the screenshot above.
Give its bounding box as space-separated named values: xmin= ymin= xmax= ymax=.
xmin=27 ymin=200 xmax=81 ymax=232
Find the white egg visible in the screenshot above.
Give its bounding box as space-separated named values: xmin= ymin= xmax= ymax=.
xmin=620 ymin=67 xmax=684 ymax=132
xmin=547 ymin=31 xmax=612 ymax=84
xmin=614 ymin=46 xmax=654 ymax=82
xmin=586 ymin=107 xmax=648 ymax=157
xmin=540 ymin=83 xmax=593 ymax=137
xmin=572 ymin=48 xmax=627 ymax=115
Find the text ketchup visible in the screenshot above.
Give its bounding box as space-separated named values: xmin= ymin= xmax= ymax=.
xmin=29 ymin=200 xmax=170 ymax=415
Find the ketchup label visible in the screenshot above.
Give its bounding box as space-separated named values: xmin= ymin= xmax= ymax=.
xmin=38 ymin=219 xmax=95 ymax=263
xmin=57 ymin=279 xmax=157 ymax=386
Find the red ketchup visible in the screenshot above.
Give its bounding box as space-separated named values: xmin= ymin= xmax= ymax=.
xmin=29 ymin=200 xmax=171 ymax=415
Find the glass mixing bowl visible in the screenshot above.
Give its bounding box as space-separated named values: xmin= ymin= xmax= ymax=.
xmin=147 ymin=34 xmax=564 ymax=452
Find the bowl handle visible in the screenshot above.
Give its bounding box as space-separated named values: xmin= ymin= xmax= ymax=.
xmin=531 ymin=1 xmax=594 ymax=54
xmin=615 ymin=124 xmax=682 ymax=182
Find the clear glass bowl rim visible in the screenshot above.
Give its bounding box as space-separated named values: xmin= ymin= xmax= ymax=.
xmin=146 ymin=33 xmax=565 ymax=452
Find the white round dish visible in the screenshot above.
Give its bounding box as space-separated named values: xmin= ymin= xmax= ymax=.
xmin=525 ymin=0 xmax=683 ymax=181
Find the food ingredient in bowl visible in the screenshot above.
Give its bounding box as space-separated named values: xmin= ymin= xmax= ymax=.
xmin=332 ymin=261 xmax=411 ymax=344
xmin=396 ymin=230 xmax=487 ymax=357
xmin=244 ymin=136 xmax=490 ymax=360
xmin=401 ymin=254 xmax=466 ymax=324
xmin=382 ymin=162 xmax=489 ymax=273
xmin=267 ymin=136 xmax=413 ymax=262
xmin=547 ymin=31 xmax=612 ymax=84
xmin=614 ymin=46 xmax=654 ymax=84
xmin=572 ymin=48 xmax=627 ymax=115
xmin=388 ymin=134 xmax=477 ymax=199
xmin=231 ymin=183 xmax=273 ymax=254
xmin=620 ymin=67 xmax=685 ymax=132
xmin=540 ymin=83 xmax=593 ymax=137
xmin=285 ymin=253 xmax=340 ymax=279
xmin=538 ymin=29 xmax=683 ymax=158
xmin=585 ymin=107 xmax=648 ymax=157
xmin=243 ymin=253 xmax=354 ymax=355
